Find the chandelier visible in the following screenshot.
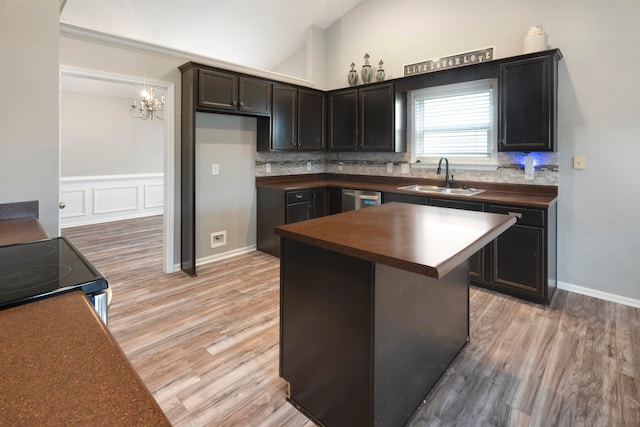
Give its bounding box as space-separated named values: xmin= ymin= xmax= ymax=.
xmin=130 ymin=86 xmax=165 ymax=120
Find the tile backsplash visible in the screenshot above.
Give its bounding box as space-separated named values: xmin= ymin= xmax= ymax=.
xmin=255 ymin=151 xmax=558 ymax=186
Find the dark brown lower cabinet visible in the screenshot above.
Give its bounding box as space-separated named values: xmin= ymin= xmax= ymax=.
xmin=383 ymin=192 xmax=556 ymax=304
xmin=487 ymin=203 xmax=555 ymax=303
xmin=286 ymin=190 xmax=312 ymax=224
xmin=491 ymin=225 xmax=543 ymax=296
xmin=257 ymin=186 xmax=342 ymax=257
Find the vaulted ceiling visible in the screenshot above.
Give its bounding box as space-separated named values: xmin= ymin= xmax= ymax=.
xmin=60 ymin=0 xmax=363 ymax=72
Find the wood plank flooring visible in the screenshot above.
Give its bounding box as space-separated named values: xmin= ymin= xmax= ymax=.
xmin=62 ymin=216 xmax=640 ymax=427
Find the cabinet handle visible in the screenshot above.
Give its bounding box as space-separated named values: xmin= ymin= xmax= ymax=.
xmin=295 ymin=194 xmax=303 ymax=199
xmin=231 ymin=100 xmax=237 ymax=106
xmin=239 ymin=101 xmax=245 ymax=107
xmin=507 ymin=211 xmax=523 ymax=219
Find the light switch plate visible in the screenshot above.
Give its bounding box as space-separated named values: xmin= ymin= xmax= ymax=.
xmin=266 ymin=163 xmax=271 ymax=173
xmin=573 ymin=155 xmax=586 ymax=170
xmin=212 ymin=164 xmax=220 ymax=175
xmin=386 ymin=162 xmax=393 ymax=173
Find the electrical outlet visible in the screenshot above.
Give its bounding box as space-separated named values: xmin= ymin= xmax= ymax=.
xmin=266 ymin=163 xmax=271 ymax=173
xmin=212 ymin=164 xmax=219 ymax=175
xmin=401 ymin=163 xmax=410 ymax=174
xmin=306 ymin=161 xmax=312 ymax=171
xmin=338 ymin=162 xmax=344 ymax=171
xmin=210 ymin=231 xmax=227 ymax=248
xmin=573 ymin=155 xmax=586 ymax=170
xmin=386 ymin=162 xmax=393 ymax=173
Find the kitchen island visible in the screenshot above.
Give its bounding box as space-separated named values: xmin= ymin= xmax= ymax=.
xmin=274 ymin=202 xmax=516 ymax=427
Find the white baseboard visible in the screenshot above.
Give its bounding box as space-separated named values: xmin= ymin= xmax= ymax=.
xmin=172 ymin=245 xmax=258 ymax=271
xmin=558 ymin=281 xmax=640 ymax=308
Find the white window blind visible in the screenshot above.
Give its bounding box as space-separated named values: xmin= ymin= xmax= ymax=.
xmin=413 ymin=79 xmax=496 ymax=164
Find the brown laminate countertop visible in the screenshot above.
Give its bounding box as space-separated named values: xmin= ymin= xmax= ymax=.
xmin=0 ymin=291 xmax=170 ymax=427
xmin=0 ymin=217 xmax=168 ymax=426
xmin=0 ymin=217 xmax=47 ymax=246
xmin=256 ymin=174 xmax=557 ymax=208
xmin=275 ymin=202 xmax=516 ymax=279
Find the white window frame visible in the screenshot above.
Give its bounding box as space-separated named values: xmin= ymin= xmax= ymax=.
xmin=410 ymin=78 xmax=498 ymax=170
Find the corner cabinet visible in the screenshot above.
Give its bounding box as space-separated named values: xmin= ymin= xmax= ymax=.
xmin=328 ymin=83 xmax=405 ymax=152
xmin=498 ymin=49 xmax=562 ymax=152
xmin=264 ymin=85 xmax=325 ymax=152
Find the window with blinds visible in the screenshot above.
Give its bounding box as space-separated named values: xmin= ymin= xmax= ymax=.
xmin=411 ymin=79 xmax=497 ymax=165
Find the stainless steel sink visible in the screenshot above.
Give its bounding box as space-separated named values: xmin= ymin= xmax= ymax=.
xmin=397 ymin=184 xmax=485 ymax=196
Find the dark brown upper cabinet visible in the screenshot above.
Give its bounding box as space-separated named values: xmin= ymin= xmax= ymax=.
xmin=297 ymin=88 xmax=326 ymax=151
xmin=199 ymin=69 xmax=271 ymax=115
xmin=265 ymin=84 xmax=325 ymax=152
xmin=328 ymin=88 xmax=358 ymax=150
xmin=498 ymin=49 xmax=562 ymax=152
xmin=328 ymin=83 xmax=404 ymax=152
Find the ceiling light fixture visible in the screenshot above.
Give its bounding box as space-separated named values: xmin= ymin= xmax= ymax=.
xmin=130 ymin=86 xmax=165 ymax=120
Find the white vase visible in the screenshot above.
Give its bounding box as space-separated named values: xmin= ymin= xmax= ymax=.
xmin=523 ymin=25 xmax=549 ymax=53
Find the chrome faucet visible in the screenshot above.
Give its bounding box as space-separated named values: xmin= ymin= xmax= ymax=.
xmin=437 ymin=157 xmax=453 ymax=188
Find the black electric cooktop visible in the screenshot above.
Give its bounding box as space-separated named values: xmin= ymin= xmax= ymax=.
xmin=0 ymin=237 xmax=107 ymax=310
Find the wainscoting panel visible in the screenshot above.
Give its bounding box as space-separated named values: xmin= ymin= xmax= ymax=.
xmin=94 ymin=185 xmax=138 ymax=214
xmin=144 ymin=184 xmax=164 ymax=209
xmin=60 ymin=174 xmax=163 ymax=227
xmin=60 ymin=189 xmax=86 ymax=218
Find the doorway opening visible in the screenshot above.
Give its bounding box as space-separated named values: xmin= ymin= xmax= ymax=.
xmin=59 ymin=66 xmax=175 ymax=273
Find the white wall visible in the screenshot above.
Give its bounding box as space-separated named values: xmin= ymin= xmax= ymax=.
xmin=324 ymin=0 xmax=640 ymax=302
xmin=61 ymin=91 xmax=164 ymax=176
xmin=0 ymin=0 xmax=60 ymax=236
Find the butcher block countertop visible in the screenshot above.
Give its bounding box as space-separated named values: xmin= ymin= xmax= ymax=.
xmin=256 ymin=173 xmax=558 ymax=208
xmin=275 ymin=202 xmax=516 ymax=279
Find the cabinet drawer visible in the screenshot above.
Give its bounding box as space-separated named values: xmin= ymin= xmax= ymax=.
xmin=286 ymin=190 xmax=311 ymax=204
xmin=489 ymin=205 xmax=544 ymax=227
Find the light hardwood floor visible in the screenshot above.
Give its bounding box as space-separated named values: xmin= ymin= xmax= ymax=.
xmin=63 ymin=216 xmax=640 ymax=427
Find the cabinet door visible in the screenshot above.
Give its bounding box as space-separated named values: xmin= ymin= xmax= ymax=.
xmin=327 ymin=188 xmax=342 ymax=215
xmin=491 ymin=225 xmax=544 ymax=297
xmin=286 ymin=202 xmax=312 ymax=224
xmin=328 ymin=89 xmax=358 ymax=151
xmin=428 ymin=198 xmax=486 ymax=282
xmin=199 ymin=69 xmax=238 ymax=111
xmin=360 ymin=83 xmax=395 ymax=151
xmin=298 ymin=89 xmax=325 ymax=151
xmin=239 ymin=77 xmax=271 ymax=115
xmin=272 ymin=85 xmax=297 ymax=151
xmin=312 ymin=188 xmax=327 ymax=218
xmin=499 ymin=55 xmax=554 ymax=151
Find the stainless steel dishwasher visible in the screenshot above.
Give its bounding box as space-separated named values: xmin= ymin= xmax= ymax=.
xmin=341 ymin=189 xmax=382 ymax=211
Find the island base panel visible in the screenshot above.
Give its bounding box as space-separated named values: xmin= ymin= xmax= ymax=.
xmin=373 ymin=262 xmax=469 ymax=426
xmin=280 ymin=238 xmax=470 ymax=427
xmin=280 ymin=238 xmax=374 ymax=427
